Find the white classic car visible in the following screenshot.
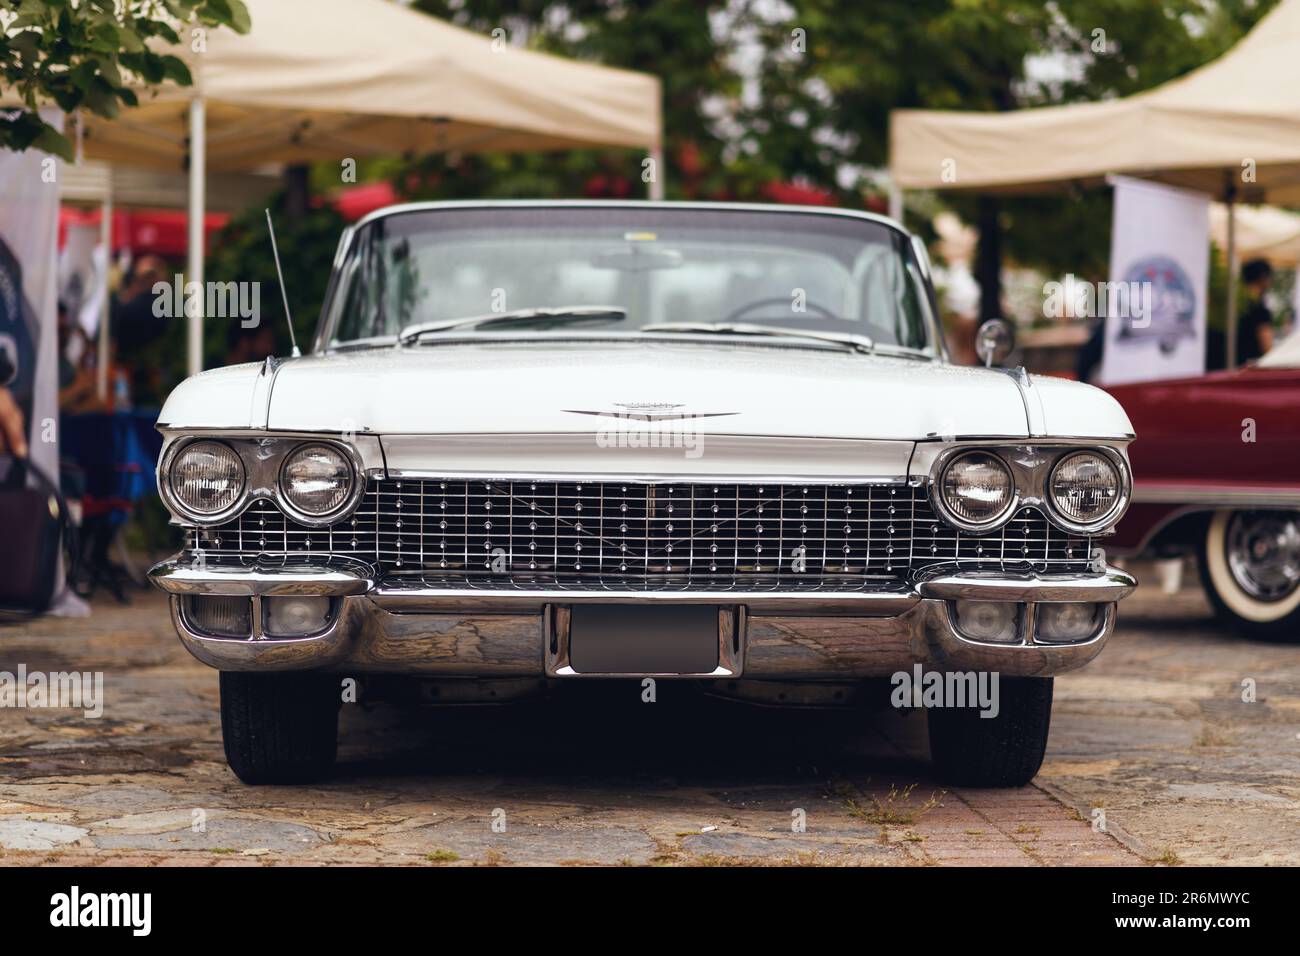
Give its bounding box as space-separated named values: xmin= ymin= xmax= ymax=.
xmin=149 ymin=201 xmax=1136 ymax=786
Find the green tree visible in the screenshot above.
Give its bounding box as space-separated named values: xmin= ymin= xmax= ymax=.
xmin=404 ymin=0 xmax=775 ymax=202
xmin=739 ymin=0 xmax=1278 ymax=309
xmin=202 ymin=193 xmax=348 ymax=372
xmin=0 ymin=0 xmax=250 ymax=160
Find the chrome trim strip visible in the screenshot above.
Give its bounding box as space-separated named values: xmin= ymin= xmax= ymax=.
xmin=919 ymin=567 xmax=1136 ymax=603
xmin=1132 ymin=485 xmax=1300 ymax=507
xmin=247 ymin=355 xmax=290 ymax=429
xmin=999 ymin=366 xmax=1048 ymax=437
xmin=372 ymin=587 xmax=919 ymax=616
xmin=152 ymin=554 xmax=1132 ymax=609
xmin=349 ymin=199 xmax=908 ymax=242
xmin=383 ymin=468 xmax=910 ymax=486
xmin=150 ymin=559 xmax=375 ymax=596
xmin=379 ymin=433 xmax=917 ymax=483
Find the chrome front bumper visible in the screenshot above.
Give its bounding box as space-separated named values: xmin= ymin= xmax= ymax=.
xmin=149 ymin=558 xmax=1136 ymax=678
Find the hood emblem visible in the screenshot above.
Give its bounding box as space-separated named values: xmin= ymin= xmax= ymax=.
xmin=563 ymin=401 xmax=738 ymax=422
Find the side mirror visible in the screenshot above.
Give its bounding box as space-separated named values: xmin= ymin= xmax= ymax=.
xmin=975 ymin=318 xmax=1015 ymax=368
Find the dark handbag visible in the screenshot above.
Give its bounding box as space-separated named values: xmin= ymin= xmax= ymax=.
xmin=0 ymin=456 xmax=67 ymax=614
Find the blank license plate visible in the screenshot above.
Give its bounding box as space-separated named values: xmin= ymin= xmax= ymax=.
xmin=568 ymin=605 xmax=720 ymax=675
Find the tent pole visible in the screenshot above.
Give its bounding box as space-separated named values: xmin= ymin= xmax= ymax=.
xmin=96 ymin=188 xmax=112 ymax=402
xmin=187 ymin=96 xmax=206 ymax=377
xmin=648 ymin=147 xmax=664 ymax=201
xmin=1224 ymin=172 xmax=1238 ymax=369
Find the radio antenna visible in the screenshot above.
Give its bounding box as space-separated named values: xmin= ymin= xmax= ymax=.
xmin=265 ymin=208 xmax=301 ymax=358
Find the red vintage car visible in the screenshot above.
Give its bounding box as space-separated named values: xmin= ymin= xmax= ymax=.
xmin=1106 ymin=333 xmax=1300 ymax=640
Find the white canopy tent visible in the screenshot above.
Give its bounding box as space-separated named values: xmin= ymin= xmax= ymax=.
xmin=889 ymin=0 xmax=1300 ymax=365
xmin=72 ymin=0 xmax=663 ymax=375
xmin=1210 ymin=203 xmax=1300 ymax=267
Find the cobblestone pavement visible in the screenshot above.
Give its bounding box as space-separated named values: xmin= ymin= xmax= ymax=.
xmin=0 ymin=562 xmax=1294 ymax=867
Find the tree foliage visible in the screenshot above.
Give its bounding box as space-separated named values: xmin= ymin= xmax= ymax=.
xmin=404 ymin=0 xmax=1278 ymax=282
xmin=740 ymin=0 xmax=1279 ymax=278
xmin=203 ymin=193 xmax=347 ymax=369
xmin=405 ymin=0 xmax=779 ymax=203
xmin=0 ymin=0 xmax=250 ymax=160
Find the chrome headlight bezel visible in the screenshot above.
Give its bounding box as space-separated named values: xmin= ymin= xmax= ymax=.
xmin=160 ymin=435 xmax=368 ymax=528
xmin=163 ymin=439 xmax=248 ymax=522
xmin=1046 ymin=448 xmax=1129 ymax=534
xmin=931 ymin=449 xmax=1018 ymax=533
xmin=924 ymin=442 xmax=1131 ymax=537
xmin=277 ymin=442 xmax=358 ymax=523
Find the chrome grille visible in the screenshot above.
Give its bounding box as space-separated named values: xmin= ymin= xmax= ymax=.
xmin=192 ymin=478 xmax=1096 ymax=592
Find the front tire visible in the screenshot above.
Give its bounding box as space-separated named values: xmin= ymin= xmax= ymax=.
xmin=220 ymin=672 xmax=341 ymax=784
xmin=1200 ymin=509 xmax=1300 ymax=642
xmin=928 ymin=677 xmax=1053 ymax=787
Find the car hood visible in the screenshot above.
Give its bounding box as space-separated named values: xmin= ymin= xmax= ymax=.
xmin=158 ymin=339 xmax=1134 ymax=441
xmin=262 ymin=339 xmax=1031 ymax=440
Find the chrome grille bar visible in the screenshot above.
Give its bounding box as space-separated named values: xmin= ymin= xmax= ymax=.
xmin=192 ymin=478 xmax=1096 ymax=592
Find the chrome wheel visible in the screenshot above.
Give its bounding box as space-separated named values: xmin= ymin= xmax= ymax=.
xmin=1225 ymin=511 xmax=1300 ymax=602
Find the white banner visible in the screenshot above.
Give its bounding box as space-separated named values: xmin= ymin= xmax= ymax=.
xmin=0 ymin=111 xmax=62 ymax=477
xmin=1100 ymin=175 xmax=1210 ymax=385
xmin=59 ymin=221 xmax=108 ymax=338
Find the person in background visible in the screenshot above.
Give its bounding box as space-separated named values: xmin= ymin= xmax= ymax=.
xmin=225 ymin=321 xmax=278 ymax=367
xmin=1237 ymin=258 xmax=1275 ymax=364
xmin=110 ymin=254 xmax=170 ymax=406
xmin=1075 ymin=317 xmax=1105 ymax=384
xmin=0 ymin=386 xmax=25 ymax=457
xmin=58 ymin=302 xmax=109 ymax=415
xmin=111 ymin=254 xmax=167 ymax=350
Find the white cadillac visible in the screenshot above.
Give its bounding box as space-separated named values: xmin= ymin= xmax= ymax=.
xmin=149 ymin=201 xmax=1136 ymax=786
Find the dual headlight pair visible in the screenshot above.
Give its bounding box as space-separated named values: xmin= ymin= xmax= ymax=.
xmin=168 ymin=440 xmax=353 ymax=522
xmin=938 ymin=448 xmax=1126 ymax=533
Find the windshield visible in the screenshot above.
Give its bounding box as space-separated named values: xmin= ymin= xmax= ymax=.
xmin=325 ymin=205 xmax=936 ymax=353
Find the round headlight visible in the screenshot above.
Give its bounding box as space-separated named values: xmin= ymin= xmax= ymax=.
xmin=940 ymin=451 xmax=1014 ymax=528
xmin=280 ymin=444 xmax=353 ymax=517
xmin=1050 ymin=451 xmax=1121 ymax=527
xmin=170 ymin=441 xmax=245 ymax=516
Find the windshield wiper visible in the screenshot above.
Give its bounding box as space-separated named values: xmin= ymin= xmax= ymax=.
xmin=398 ymin=306 xmax=627 ymax=345
xmin=641 ymin=322 xmax=876 ymax=354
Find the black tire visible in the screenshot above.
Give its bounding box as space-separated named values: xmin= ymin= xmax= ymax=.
xmin=1199 ymin=509 xmax=1300 ymax=643
xmin=220 ymin=672 xmax=341 ymax=784
xmin=927 ymin=677 xmax=1053 ymax=787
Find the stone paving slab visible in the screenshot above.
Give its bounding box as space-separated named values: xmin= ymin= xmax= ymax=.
xmin=3 ymin=562 xmax=1288 ymax=866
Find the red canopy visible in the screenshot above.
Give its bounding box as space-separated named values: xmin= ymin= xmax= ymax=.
xmin=59 ymin=206 xmax=230 ymax=258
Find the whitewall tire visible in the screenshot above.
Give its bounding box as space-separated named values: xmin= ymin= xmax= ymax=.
xmin=1200 ymin=509 xmax=1300 ymax=642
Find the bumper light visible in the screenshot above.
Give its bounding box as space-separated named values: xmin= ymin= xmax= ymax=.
xmin=952 ymin=600 xmax=1020 ymax=643
xmin=185 ymin=595 xmax=251 ymax=637
xmin=1035 ymin=602 xmax=1103 ymax=643
xmin=263 ymin=596 xmax=333 ymax=637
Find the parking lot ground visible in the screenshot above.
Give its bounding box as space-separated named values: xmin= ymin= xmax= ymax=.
xmin=0 ymin=561 xmax=1295 ymax=867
